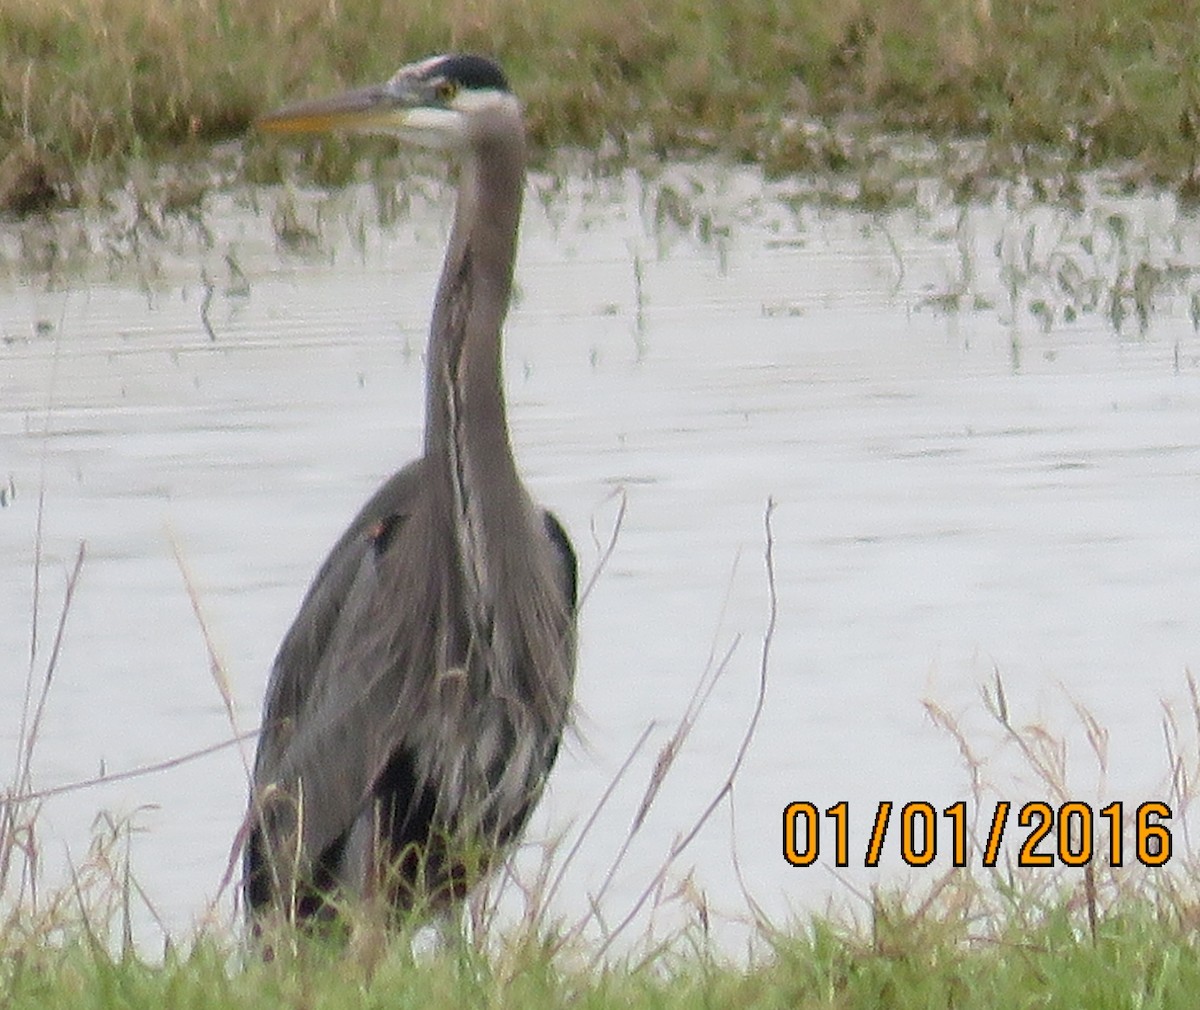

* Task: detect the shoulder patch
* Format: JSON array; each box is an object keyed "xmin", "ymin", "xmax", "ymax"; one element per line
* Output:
[{"xmin": 369, "ymin": 514, "xmax": 405, "ymax": 557}]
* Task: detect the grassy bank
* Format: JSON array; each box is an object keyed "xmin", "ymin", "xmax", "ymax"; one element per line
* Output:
[
  {"xmin": 5, "ymin": 891, "xmax": 1200, "ymax": 1008},
  {"xmin": 2, "ymin": 0, "xmax": 1199, "ymax": 214}
]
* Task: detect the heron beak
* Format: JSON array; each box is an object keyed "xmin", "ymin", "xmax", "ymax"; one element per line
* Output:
[
  {"xmin": 257, "ymin": 83, "xmax": 409, "ymax": 135},
  {"xmin": 257, "ymin": 77, "xmax": 462, "ymax": 148}
]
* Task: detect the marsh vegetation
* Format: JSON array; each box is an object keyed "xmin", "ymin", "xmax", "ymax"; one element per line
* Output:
[{"xmin": 3, "ymin": 0, "xmax": 1200, "ymax": 214}]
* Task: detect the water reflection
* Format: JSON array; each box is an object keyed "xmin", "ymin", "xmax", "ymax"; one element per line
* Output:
[{"xmin": 2, "ymin": 164, "xmax": 1199, "ymax": 949}]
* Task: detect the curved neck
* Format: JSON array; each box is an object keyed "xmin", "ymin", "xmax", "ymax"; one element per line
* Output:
[{"xmin": 423, "ymin": 123, "xmax": 526, "ymax": 520}]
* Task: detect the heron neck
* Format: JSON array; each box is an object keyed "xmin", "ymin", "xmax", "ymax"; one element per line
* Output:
[{"xmin": 423, "ymin": 128, "xmax": 526, "ymax": 512}]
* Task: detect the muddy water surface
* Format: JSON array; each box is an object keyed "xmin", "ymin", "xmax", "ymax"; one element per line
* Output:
[{"xmin": 3, "ymin": 166, "xmax": 1200, "ymax": 947}]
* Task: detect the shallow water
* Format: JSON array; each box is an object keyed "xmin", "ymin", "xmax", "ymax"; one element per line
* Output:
[{"xmin": 2, "ymin": 164, "xmax": 1200, "ymax": 948}]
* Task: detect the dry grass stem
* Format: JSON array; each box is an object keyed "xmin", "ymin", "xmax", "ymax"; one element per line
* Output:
[{"xmin": 587, "ymin": 499, "xmax": 777, "ymax": 965}]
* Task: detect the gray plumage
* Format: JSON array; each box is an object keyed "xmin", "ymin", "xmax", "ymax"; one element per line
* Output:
[{"xmin": 244, "ymin": 54, "xmax": 577, "ymax": 920}]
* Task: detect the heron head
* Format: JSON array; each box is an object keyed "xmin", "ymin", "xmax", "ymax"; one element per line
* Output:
[{"xmin": 257, "ymin": 54, "xmax": 518, "ymax": 150}]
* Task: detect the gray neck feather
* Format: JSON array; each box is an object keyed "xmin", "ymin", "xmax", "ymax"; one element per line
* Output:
[{"xmin": 422, "ymin": 119, "xmax": 528, "ymax": 591}]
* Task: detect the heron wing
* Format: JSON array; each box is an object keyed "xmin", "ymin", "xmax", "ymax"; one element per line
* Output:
[
  {"xmin": 246, "ymin": 459, "xmax": 427, "ymax": 907},
  {"xmin": 256, "ymin": 459, "xmax": 426, "ymax": 748}
]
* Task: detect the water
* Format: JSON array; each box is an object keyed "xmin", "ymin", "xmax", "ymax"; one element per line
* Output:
[{"xmin": 2, "ymin": 164, "xmax": 1200, "ymax": 949}]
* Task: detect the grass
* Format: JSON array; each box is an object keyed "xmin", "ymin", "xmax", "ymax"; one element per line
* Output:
[
  {"xmin": 5, "ymin": 882, "xmax": 1200, "ymax": 1007},
  {"xmin": 3, "ymin": 0, "xmax": 1200, "ymax": 214}
]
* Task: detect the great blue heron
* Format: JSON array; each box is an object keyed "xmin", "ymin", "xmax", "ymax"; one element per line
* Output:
[{"xmin": 243, "ymin": 53, "xmax": 577, "ymax": 922}]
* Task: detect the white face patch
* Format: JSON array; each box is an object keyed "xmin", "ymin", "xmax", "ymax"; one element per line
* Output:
[
  {"xmin": 393, "ymin": 89, "xmax": 520, "ymax": 149},
  {"xmin": 394, "ymin": 106, "xmax": 469, "ymax": 149}
]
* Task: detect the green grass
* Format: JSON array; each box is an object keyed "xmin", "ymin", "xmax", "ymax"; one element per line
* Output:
[
  {"xmin": 2, "ymin": 0, "xmax": 1200, "ymax": 213},
  {"xmin": 5, "ymin": 891, "xmax": 1200, "ymax": 1008}
]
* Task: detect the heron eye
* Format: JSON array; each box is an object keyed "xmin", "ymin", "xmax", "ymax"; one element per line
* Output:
[{"xmin": 436, "ymin": 79, "xmax": 458, "ymax": 102}]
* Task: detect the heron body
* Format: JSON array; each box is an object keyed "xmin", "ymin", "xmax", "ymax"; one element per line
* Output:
[{"xmin": 244, "ymin": 54, "xmax": 577, "ymax": 920}]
